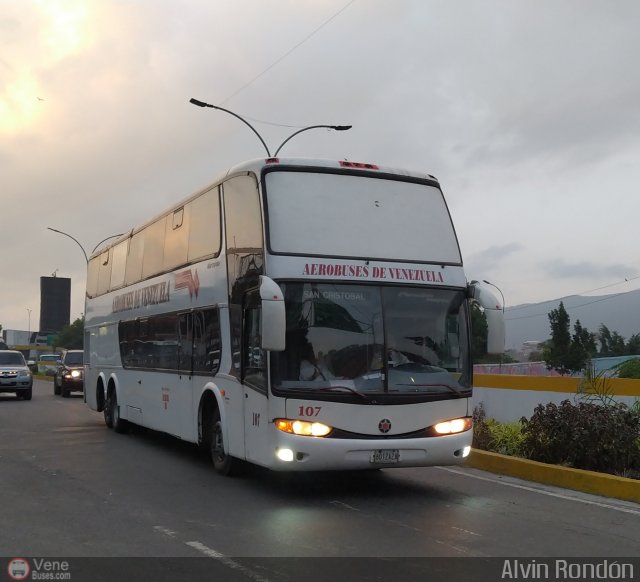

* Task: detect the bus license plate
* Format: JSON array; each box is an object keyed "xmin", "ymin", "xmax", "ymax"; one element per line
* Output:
[{"xmin": 370, "ymin": 449, "xmax": 400, "ymax": 464}]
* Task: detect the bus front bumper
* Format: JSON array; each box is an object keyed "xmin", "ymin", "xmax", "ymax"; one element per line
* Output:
[{"xmin": 266, "ymin": 429, "xmax": 473, "ymax": 472}]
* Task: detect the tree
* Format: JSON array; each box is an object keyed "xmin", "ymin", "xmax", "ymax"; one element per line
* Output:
[
  {"xmin": 573, "ymin": 319, "xmax": 597, "ymax": 357},
  {"xmin": 598, "ymin": 324, "xmax": 612, "ymax": 355},
  {"xmin": 610, "ymin": 331, "xmax": 626, "ymax": 356},
  {"xmin": 626, "ymin": 334, "xmax": 640, "ymax": 355},
  {"xmin": 55, "ymin": 317, "xmax": 84, "ymax": 349},
  {"xmin": 543, "ymin": 302, "xmax": 572, "ymax": 375},
  {"xmin": 566, "ymin": 319, "xmax": 594, "ymax": 372},
  {"xmin": 544, "ymin": 307, "xmax": 596, "ymax": 375},
  {"xmin": 470, "ymin": 301, "xmax": 488, "ymax": 361}
]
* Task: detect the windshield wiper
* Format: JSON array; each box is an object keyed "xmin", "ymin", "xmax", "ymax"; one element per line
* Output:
[
  {"xmin": 315, "ymin": 386, "xmax": 373, "ymax": 402},
  {"xmin": 395, "ymin": 383, "xmax": 466, "ymax": 396}
]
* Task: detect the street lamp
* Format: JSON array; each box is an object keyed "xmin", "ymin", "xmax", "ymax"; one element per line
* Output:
[
  {"xmin": 274, "ymin": 125, "xmax": 352, "ymax": 156},
  {"xmin": 483, "ymin": 280, "xmax": 505, "ymax": 314},
  {"xmin": 47, "ymin": 228, "xmax": 127, "ymax": 263},
  {"xmin": 92, "ymin": 232, "xmax": 127, "ymax": 254},
  {"xmin": 189, "ymin": 98, "xmax": 351, "ymax": 156},
  {"xmin": 47, "ymin": 227, "xmax": 88, "ymax": 265},
  {"xmin": 26, "ymin": 308, "xmax": 32, "ymax": 342}
]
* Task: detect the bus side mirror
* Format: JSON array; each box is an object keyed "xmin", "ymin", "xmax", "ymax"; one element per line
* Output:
[
  {"xmin": 468, "ymin": 281, "xmax": 505, "ymax": 355},
  {"xmin": 259, "ymin": 275, "xmax": 286, "ymax": 352}
]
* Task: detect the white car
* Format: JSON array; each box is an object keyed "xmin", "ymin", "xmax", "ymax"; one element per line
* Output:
[
  {"xmin": 37, "ymin": 353, "xmax": 60, "ymax": 375},
  {"xmin": 0, "ymin": 350, "xmax": 33, "ymax": 400}
]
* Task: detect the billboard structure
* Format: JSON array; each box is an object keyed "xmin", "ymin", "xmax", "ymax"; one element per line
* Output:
[{"xmin": 40, "ymin": 276, "xmax": 71, "ymax": 334}]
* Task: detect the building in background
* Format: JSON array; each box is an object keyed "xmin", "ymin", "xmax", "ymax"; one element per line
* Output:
[{"xmin": 39, "ymin": 276, "xmax": 71, "ymax": 334}]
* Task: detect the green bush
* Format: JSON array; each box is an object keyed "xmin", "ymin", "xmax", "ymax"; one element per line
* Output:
[
  {"xmin": 485, "ymin": 419, "xmax": 526, "ymax": 457},
  {"xmin": 615, "ymin": 358, "xmax": 640, "ymax": 379},
  {"xmin": 520, "ymin": 400, "xmax": 640, "ymax": 476},
  {"xmin": 472, "ymin": 403, "xmax": 492, "ymax": 451},
  {"xmin": 472, "ymin": 404, "xmax": 526, "ymax": 457}
]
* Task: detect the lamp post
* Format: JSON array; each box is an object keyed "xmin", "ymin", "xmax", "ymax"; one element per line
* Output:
[
  {"xmin": 92, "ymin": 233, "xmax": 127, "ymax": 254},
  {"xmin": 47, "ymin": 227, "xmax": 88, "ymax": 265},
  {"xmin": 47, "ymin": 228, "xmax": 127, "ymax": 263},
  {"xmin": 26, "ymin": 308, "xmax": 32, "ymax": 343},
  {"xmin": 189, "ymin": 98, "xmax": 351, "ymax": 156},
  {"xmin": 482, "ymin": 280, "xmax": 505, "ymax": 313},
  {"xmin": 274, "ymin": 125, "xmax": 351, "ymax": 156},
  {"xmin": 483, "ymin": 279, "xmax": 505, "ymax": 372}
]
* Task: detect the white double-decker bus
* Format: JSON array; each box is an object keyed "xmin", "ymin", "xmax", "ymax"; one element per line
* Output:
[{"xmin": 84, "ymin": 157, "xmax": 504, "ymax": 475}]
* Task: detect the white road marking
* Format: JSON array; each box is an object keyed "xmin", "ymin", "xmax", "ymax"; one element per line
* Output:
[
  {"xmin": 185, "ymin": 541, "xmax": 271, "ymax": 582},
  {"xmin": 153, "ymin": 525, "xmax": 178, "ymax": 538},
  {"xmin": 154, "ymin": 525, "xmax": 271, "ymax": 582},
  {"xmin": 330, "ymin": 500, "xmax": 360, "ymax": 511},
  {"xmin": 437, "ymin": 467, "xmax": 640, "ymax": 516},
  {"xmin": 450, "ymin": 526, "xmax": 482, "ymax": 537}
]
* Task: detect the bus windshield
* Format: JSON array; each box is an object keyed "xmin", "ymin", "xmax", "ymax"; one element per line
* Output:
[{"xmin": 271, "ymin": 283, "xmax": 470, "ymax": 399}]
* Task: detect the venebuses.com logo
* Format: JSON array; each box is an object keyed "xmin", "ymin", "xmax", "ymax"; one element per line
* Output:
[
  {"xmin": 6, "ymin": 558, "xmax": 71, "ymax": 581},
  {"xmin": 7, "ymin": 559, "xmax": 30, "ymax": 581}
]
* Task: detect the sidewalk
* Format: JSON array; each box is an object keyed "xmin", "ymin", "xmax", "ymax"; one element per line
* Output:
[{"xmin": 466, "ymin": 449, "xmax": 640, "ymax": 504}]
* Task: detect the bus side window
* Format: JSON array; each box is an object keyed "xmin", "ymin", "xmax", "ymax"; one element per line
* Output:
[
  {"xmin": 243, "ymin": 302, "xmax": 266, "ymax": 391},
  {"xmin": 178, "ymin": 312, "xmax": 192, "ymax": 373},
  {"xmin": 192, "ymin": 308, "xmax": 221, "ymax": 375}
]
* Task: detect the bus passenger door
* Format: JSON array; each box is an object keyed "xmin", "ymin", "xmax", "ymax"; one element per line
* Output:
[
  {"xmin": 164, "ymin": 311, "xmax": 194, "ymax": 440},
  {"xmin": 242, "ymin": 297, "xmax": 270, "ymax": 465}
]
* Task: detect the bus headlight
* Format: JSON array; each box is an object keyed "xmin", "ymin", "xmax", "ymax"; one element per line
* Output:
[
  {"xmin": 276, "ymin": 448, "xmax": 295, "ymax": 462},
  {"xmin": 433, "ymin": 417, "xmax": 473, "ymax": 435},
  {"xmin": 275, "ymin": 419, "xmax": 332, "ymax": 437}
]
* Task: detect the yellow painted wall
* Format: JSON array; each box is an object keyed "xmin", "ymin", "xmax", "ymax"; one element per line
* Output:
[{"xmin": 475, "ymin": 374, "xmax": 640, "ymax": 397}]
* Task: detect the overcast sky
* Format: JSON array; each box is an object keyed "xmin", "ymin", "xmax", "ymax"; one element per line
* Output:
[{"xmin": 2, "ymin": 0, "xmax": 640, "ymax": 333}]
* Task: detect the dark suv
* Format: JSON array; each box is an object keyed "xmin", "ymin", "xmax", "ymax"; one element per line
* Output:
[{"xmin": 54, "ymin": 350, "xmax": 84, "ymax": 397}]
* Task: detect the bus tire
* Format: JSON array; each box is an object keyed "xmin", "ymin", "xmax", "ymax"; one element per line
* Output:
[
  {"xmin": 103, "ymin": 389, "xmax": 114, "ymax": 428},
  {"xmin": 210, "ymin": 408, "xmax": 239, "ymax": 476},
  {"xmin": 105, "ymin": 388, "xmax": 128, "ymax": 433}
]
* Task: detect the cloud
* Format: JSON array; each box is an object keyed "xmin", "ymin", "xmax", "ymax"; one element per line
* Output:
[
  {"xmin": 541, "ymin": 259, "xmax": 633, "ymax": 280},
  {"xmin": 2, "ymin": 1, "xmax": 640, "ymax": 331},
  {"xmin": 467, "ymin": 243, "xmax": 524, "ymax": 272}
]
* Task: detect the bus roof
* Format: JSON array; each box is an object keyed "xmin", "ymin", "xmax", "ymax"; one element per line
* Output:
[
  {"xmin": 226, "ymin": 157, "xmax": 439, "ymax": 182},
  {"xmin": 90, "ymin": 157, "xmax": 440, "ymax": 260}
]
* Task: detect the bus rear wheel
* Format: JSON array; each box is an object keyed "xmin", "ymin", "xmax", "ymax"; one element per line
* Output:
[
  {"xmin": 104, "ymin": 389, "xmax": 128, "ymax": 433},
  {"xmin": 210, "ymin": 408, "xmax": 240, "ymax": 476}
]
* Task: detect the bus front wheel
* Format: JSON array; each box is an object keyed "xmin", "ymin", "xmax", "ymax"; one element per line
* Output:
[{"xmin": 211, "ymin": 408, "xmax": 239, "ymax": 476}]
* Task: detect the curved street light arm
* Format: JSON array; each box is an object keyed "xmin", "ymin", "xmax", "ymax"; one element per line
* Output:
[
  {"xmin": 274, "ymin": 125, "xmax": 352, "ymax": 156},
  {"xmin": 92, "ymin": 232, "xmax": 127, "ymax": 254},
  {"xmin": 483, "ymin": 279, "xmax": 505, "ymax": 313},
  {"xmin": 190, "ymin": 98, "xmax": 271, "ymax": 156},
  {"xmin": 47, "ymin": 227, "xmax": 88, "ymax": 265}
]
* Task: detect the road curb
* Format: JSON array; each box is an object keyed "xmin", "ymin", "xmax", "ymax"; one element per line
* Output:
[{"xmin": 466, "ymin": 449, "xmax": 640, "ymax": 504}]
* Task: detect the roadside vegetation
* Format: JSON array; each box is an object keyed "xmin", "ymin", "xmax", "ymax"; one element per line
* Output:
[
  {"xmin": 473, "ymin": 394, "xmax": 640, "ymax": 480},
  {"xmin": 471, "ymin": 300, "xmax": 640, "ymax": 479}
]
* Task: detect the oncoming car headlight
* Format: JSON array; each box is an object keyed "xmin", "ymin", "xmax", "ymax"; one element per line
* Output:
[
  {"xmin": 18, "ymin": 370, "xmax": 31, "ymax": 379},
  {"xmin": 432, "ymin": 417, "xmax": 473, "ymax": 435},
  {"xmin": 71, "ymin": 370, "xmax": 81, "ymax": 378},
  {"xmin": 275, "ymin": 419, "xmax": 332, "ymax": 437}
]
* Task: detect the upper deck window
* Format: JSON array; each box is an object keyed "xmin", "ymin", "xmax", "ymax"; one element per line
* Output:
[{"xmin": 264, "ymin": 171, "xmax": 461, "ymax": 265}]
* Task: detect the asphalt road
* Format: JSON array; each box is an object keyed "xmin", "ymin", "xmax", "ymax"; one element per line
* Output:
[{"xmin": 1, "ymin": 379, "xmax": 639, "ymax": 579}]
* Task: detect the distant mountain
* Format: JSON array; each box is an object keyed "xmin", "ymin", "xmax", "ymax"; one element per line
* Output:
[{"xmin": 505, "ymin": 288, "xmax": 640, "ymax": 350}]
